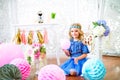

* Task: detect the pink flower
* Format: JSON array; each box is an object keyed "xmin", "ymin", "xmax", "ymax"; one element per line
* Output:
[{"xmin": 34, "ymin": 51, "xmax": 40, "ymax": 59}]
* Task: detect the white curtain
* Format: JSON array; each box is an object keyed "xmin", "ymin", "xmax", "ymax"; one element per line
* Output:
[{"xmin": 0, "ymin": 0, "xmax": 120, "ymax": 56}]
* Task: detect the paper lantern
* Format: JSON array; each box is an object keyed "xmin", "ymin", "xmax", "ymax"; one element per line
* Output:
[
  {"xmin": 60, "ymin": 39, "xmax": 70, "ymax": 49},
  {"xmin": 38, "ymin": 64, "xmax": 66, "ymax": 80},
  {"xmin": 10, "ymin": 58, "xmax": 31, "ymax": 80},
  {"xmin": 0, "ymin": 43, "xmax": 24, "ymax": 67},
  {"xmin": 82, "ymin": 58, "xmax": 106, "ymax": 80},
  {"xmin": 0, "ymin": 64, "xmax": 21, "ymax": 80}
]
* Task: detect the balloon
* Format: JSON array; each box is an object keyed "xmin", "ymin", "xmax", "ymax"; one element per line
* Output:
[
  {"xmin": 10, "ymin": 58, "xmax": 31, "ymax": 80},
  {"xmin": 60, "ymin": 39, "xmax": 70, "ymax": 49},
  {"xmin": 82, "ymin": 58, "xmax": 106, "ymax": 80},
  {"xmin": 0, "ymin": 43, "xmax": 24, "ymax": 67},
  {"xmin": 38, "ymin": 64, "xmax": 66, "ymax": 80}
]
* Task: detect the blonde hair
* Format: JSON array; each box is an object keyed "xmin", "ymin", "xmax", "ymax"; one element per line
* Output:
[{"xmin": 69, "ymin": 23, "xmax": 84, "ymax": 41}]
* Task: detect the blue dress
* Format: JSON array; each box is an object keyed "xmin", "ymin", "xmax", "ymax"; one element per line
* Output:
[{"xmin": 60, "ymin": 39, "xmax": 89, "ymax": 76}]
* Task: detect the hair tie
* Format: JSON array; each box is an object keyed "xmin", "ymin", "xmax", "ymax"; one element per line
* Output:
[{"xmin": 70, "ymin": 26, "xmax": 81, "ymax": 30}]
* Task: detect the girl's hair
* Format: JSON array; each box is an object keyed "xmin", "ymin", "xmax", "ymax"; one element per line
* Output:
[{"xmin": 69, "ymin": 23, "xmax": 84, "ymax": 41}]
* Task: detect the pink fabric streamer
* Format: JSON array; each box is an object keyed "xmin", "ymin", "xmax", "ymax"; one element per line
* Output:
[
  {"xmin": 43, "ymin": 28, "xmax": 48, "ymax": 44},
  {"xmin": 21, "ymin": 30, "xmax": 26, "ymax": 45}
]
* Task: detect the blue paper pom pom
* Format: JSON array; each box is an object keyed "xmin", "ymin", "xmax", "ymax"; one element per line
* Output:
[{"xmin": 82, "ymin": 58, "xmax": 106, "ymax": 80}]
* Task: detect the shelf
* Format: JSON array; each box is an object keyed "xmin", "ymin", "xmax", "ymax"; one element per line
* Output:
[
  {"xmin": 13, "ymin": 23, "xmax": 61, "ymax": 65},
  {"xmin": 12, "ymin": 23, "xmax": 59, "ymax": 27}
]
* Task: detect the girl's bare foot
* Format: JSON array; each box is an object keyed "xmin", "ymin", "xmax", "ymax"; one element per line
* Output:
[{"xmin": 70, "ymin": 69, "xmax": 77, "ymax": 76}]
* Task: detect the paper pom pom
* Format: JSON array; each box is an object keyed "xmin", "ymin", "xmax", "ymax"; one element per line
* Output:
[
  {"xmin": 10, "ymin": 58, "xmax": 31, "ymax": 80},
  {"xmin": 0, "ymin": 43, "xmax": 24, "ymax": 67},
  {"xmin": 0, "ymin": 64, "xmax": 21, "ymax": 80},
  {"xmin": 82, "ymin": 58, "xmax": 106, "ymax": 80},
  {"xmin": 38, "ymin": 64, "xmax": 66, "ymax": 80},
  {"xmin": 60, "ymin": 39, "xmax": 70, "ymax": 49}
]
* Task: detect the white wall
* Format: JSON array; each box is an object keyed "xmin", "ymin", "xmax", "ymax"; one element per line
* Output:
[{"xmin": 16, "ymin": 0, "xmax": 99, "ymax": 29}]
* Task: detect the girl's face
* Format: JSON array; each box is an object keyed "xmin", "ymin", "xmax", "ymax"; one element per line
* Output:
[{"xmin": 70, "ymin": 28, "xmax": 80, "ymax": 39}]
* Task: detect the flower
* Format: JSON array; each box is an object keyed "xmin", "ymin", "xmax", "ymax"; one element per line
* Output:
[
  {"xmin": 26, "ymin": 43, "xmax": 46, "ymax": 65},
  {"xmin": 93, "ymin": 25, "xmax": 105, "ymax": 37},
  {"xmin": 32, "ymin": 43, "xmax": 46, "ymax": 59},
  {"xmin": 92, "ymin": 20, "xmax": 110, "ymax": 37}
]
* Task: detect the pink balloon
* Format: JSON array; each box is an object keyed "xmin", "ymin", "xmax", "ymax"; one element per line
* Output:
[
  {"xmin": 10, "ymin": 58, "xmax": 31, "ymax": 80},
  {"xmin": 0, "ymin": 43, "xmax": 24, "ymax": 67},
  {"xmin": 60, "ymin": 39, "xmax": 70, "ymax": 49}
]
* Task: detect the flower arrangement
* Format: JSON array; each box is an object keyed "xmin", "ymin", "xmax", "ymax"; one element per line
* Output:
[
  {"xmin": 92, "ymin": 20, "xmax": 110, "ymax": 37},
  {"xmin": 33, "ymin": 44, "xmax": 46, "ymax": 59},
  {"xmin": 27, "ymin": 43, "xmax": 46, "ymax": 65}
]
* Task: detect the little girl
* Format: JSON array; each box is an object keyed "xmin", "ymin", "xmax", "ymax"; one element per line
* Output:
[{"xmin": 60, "ymin": 23, "xmax": 89, "ymax": 76}]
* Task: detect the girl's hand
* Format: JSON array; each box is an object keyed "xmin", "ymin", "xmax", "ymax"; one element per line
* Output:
[
  {"xmin": 62, "ymin": 49, "xmax": 70, "ymax": 56},
  {"xmin": 74, "ymin": 57, "xmax": 78, "ymax": 64}
]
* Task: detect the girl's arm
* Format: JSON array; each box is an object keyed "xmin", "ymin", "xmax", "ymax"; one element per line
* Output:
[
  {"xmin": 62, "ymin": 49, "xmax": 70, "ymax": 56},
  {"xmin": 74, "ymin": 53, "xmax": 87, "ymax": 64},
  {"xmin": 77, "ymin": 53, "xmax": 87, "ymax": 60}
]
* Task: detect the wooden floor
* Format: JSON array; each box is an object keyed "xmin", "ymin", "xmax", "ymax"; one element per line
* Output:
[{"xmin": 32, "ymin": 55, "xmax": 120, "ymax": 80}]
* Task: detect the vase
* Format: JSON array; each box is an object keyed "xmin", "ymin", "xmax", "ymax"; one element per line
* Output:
[
  {"xmin": 94, "ymin": 37, "xmax": 102, "ymax": 60},
  {"xmin": 34, "ymin": 58, "xmax": 40, "ymax": 74}
]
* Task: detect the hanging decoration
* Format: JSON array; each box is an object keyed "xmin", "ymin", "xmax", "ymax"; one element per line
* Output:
[
  {"xmin": 27, "ymin": 30, "xmax": 34, "ymax": 45},
  {"xmin": 37, "ymin": 30, "xmax": 44, "ymax": 44},
  {"xmin": 43, "ymin": 28, "xmax": 48, "ymax": 44},
  {"xmin": 21, "ymin": 30, "xmax": 26, "ymax": 45},
  {"xmin": 12, "ymin": 28, "xmax": 21, "ymax": 44}
]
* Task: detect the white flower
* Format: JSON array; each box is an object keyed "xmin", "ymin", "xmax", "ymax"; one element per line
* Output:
[{"xmin": 93, "ymin": 26, "xmax": 105, "ymax": 37}]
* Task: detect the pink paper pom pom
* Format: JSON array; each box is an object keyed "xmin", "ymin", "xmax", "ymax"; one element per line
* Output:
[
  {"xmin": 60, "ymin": 39, "xmax": 70, "ymax": 49},
  {"xmin": 0, "ymin": 43, "xmax": 24, "ymax": 67},
  {"xmin": 38, "ymin": 64, "xmax": 66, "ymax": 80},
  {"xmin": 10, "ymin": 58, "xmax": 31, "ymax": 80}
]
